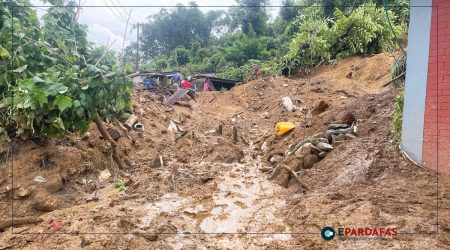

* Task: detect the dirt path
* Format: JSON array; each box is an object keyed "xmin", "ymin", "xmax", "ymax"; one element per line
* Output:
[{"xmin": 131, "ymin": 146, "xmax": 294, "ymax": 249}]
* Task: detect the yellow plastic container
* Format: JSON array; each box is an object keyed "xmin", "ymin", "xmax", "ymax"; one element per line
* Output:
[{"xmin": 275, "ymin": 122, "xmax": 295, "ymax": 136}]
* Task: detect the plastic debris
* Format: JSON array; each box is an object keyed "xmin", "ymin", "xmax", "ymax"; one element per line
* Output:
[
  {"xmin": 34, "ymin": 176, "xmax": 47, "ymax": 183},
  {"xmin": 275, "ymin": 122, "xmax": 295, "ymax": 136}
]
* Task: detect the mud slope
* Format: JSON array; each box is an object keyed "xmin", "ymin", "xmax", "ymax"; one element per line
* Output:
[{"xmin": 1, "ymin": 52, "xmax": 449, "ymax": 249}]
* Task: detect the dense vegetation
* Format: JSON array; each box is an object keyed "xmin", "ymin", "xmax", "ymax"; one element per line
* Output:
[
  {"xmin": 127, "ymin": 0, "xmax": 409, "ymax": 80},
  {"xmin": 0, "ymin": 0, "xmax": 132, "ymax": 140}
]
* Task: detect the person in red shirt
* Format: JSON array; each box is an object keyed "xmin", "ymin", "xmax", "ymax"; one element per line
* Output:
[{"xmin": 181, "ymin": 76, "xmax": 193, "ymax": 89}]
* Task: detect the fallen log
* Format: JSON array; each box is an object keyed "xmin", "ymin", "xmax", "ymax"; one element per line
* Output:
[
  {"xmin": 0, "ymin": 217, "xmax": 43, "ymax": 230},
  {"xmin": 124, "ymin": 115, "xmax": 138, "ymax": 130},
  {"xmin": 126, "ymin": 72, "xmax": 140, "ymax": 78},
  {"xmin": 114, "ymin": 119, "xmax": 129, "ymax": 134}
]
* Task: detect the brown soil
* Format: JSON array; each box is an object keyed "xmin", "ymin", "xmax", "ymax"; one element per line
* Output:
[{"xmin": 1, "ymin": 52, "xmax": 449, "ymax": 249}]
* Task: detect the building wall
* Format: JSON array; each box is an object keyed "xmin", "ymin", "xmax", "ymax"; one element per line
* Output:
[
  {"xmin": 422, "ymin": 0, "xmax": 450, "ymax": 173},
  {"xmin": 401, "ymin": 0, "xmax": 432, "ymax": 165}
]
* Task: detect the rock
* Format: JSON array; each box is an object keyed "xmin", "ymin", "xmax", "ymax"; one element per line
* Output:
[
  {"xmin": 311, "ymin": 100, "xmax": 330, "ymax": 115},
  {"xmin": 161, "ymin": 129, "xmax": 168, "ymax": 134},
  {"xmin": 263, "ymin": 111, "xmax": 270, "ymax": 119},
  {"xmin": 261, "ymin": 142, "xmax": 268, "ymax": 152},
  {"xmin": 150, "ymin": 155, "xmax": 164, "ymax": 168},
  {"xmin": 259, "ymin": 166, "xmax": 273, "ymax": 172},
  {"xmin": 318, "ymin": 151, "xmax": 328, "ymax": 158},
  {"xmin": 269, "ymin": 155, "xmax": 283, "ymax": 164},
  {"xmin": 328, "ymin": 123, "xmax": 349, "ymax": 130},
  {"xmin": 294, "ymin": 143, "xmax": 312, "ymax": 159},
  {"xmin": 311, "ymin": 132, "xmax": 326, "ymax": 139},
  {"xmin": 332, "ymin": 134, "xmax": 346, "ymax": 142},
  {"xmin": 34, "ymin": 197, "xmax": 59, "ymax": 211},
  {"xmin": 81, "ymin": 133, "xmax": 90, "ymax": 140},
  {"xmin": 88, "ymin": 140, "xmax": 96, "ymax": 148},
  {"xmin": 141, "ymin": 233, "xmax": 158, "ymax": 241},
  {"xmin": 98, "ymin": 169, "xmax": 111, "ymax": 182},
  {"xmin": 45, "ymin": 176, "xmax": 63, "ymax": 193},
  {"xmin": 303, "ymin": 154, "xmax": 320, "ymax": 169},
  {"xmin": 333, "ymin": 140, "xmax": 344, "ymax": 146},
  {"xmin": 98, "ymin": 142, "xmax": 111, "ymax": 153},
  {"xmin": 344, "ymin": 133, "xmax": 357, "ymax": 140},
  {"xmin": 269, "ymin": 166, "xmax": 290, "ymax": 188},
  {"xmin": 17, "ymin": 187, "xmax": 30, "ymax": 198},
  {"xmin": 281, "ymin": 96, "xmax": 298, "ymax": 112},
  {"xmin": 107, "ymin": 127, "xmax": 122, "ymax": 141},
  {"xmin": 316, "ymin": 142, "xmax": 333, "ymax": 151}
]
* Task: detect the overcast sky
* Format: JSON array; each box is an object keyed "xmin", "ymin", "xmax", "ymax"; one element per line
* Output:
[{"xmin": 30, "ymin": 0, "xmax": 284, "ymax": 51}]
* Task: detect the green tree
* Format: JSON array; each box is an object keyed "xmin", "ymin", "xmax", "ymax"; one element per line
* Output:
[
  {"xmin": 229, "ymin": 0, "xmax": 270, "ymax": 35},
  {"xmin": 139, "ymin": 2, "xmax": 224, "ymax": 60},
  {"xmin": 279, "ymin": 0, "xmax": 298, "ymax": 22}
]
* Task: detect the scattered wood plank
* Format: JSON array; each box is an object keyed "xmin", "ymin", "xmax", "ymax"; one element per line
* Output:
[
  {"xmin": 163, "ymin": 88, "xmax": 191, "ymax": 106},
  {"xmin": 0, "ymin": 217, "xmax": 43, "ymax": 230},
  {"xmin": 232, "ymin": 126, "xmax": 238, "ymax": 143}
]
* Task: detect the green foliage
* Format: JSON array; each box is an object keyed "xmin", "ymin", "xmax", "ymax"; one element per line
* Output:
[
  {"xmin": 391, "ymin": 53, "xmax": 406, "ymax": 87},
  {"xmin": 286, "ymin": 3, "xmax": 406, "ymax": 71},
  {"xmin": 392, "ymin": 91, "xmax": 404, "ymax": 142},
  {"xmin": 218, "ymin": 59, "xmax": 279, "ymax": 81},
  {"xmin": 173, "ymin": 47, "xmax": 190, "ymax": 66},
  {"xmin": 0, "ymin": 1, "xmax": 132, "ymax": 140},
  {"xmin": 229, "ymin": 0, "xmax": 270, "ymax": 35},
  {"xmin": 114, "ymin": 179, "xmax": 128, "ymax": 191},
  {"xmin": 140, "ymin": 3, "xmax": 224, "ymax": 60}
]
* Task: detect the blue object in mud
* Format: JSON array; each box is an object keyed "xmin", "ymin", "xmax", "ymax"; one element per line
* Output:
[{"xmin": 143, "ymin": 78, "xmax": 156, "ymax": 90}]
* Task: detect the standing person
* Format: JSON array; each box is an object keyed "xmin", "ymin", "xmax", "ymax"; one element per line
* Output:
[
  {"xmin": 172, "ymin": 71, "xmax": 182, "ymax": 86},
  {"xmin": 203, "ymin": 77, "xmax": 212, "ymax": 92},
  {"xmin": 181, "ymin": 76, "xmax": 193, "ymax": 89}
]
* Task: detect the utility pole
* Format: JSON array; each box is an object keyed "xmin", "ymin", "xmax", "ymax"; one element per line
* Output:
[{"xmin": 136, "ymin": 22, "xmax": 140, "ymax": 72}]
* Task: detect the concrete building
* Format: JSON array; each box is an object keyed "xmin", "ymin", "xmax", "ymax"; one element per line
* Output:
[{"xmin": 402, "ymin": 0, "xmax": 450, "ymax": 173}]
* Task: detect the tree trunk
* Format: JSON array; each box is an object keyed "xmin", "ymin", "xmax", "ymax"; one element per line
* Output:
[{"xmin": 94, "ymin": 114, "xmax": 126, "ymax": 170}]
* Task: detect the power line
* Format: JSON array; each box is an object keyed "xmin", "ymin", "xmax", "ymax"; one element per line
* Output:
[
  {"xmin": 108, "ymin": 0, "xmax": 128, "ymax": 21},
  {"xmin": 101, "ymin": 0, "xmax": 128, "ymax": 24},
  {"xmin": 111, "ymin": 0, "xmax": 137, "ymax": 24}
]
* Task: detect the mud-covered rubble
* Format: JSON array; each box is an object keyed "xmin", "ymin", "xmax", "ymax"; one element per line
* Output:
[{"xmin": 265, "ymin": 121, "xmax": 358, "ymax": 188}]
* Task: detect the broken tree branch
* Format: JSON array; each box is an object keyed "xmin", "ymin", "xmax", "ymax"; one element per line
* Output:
[
  {"xmin": 94, "ymin": 113, "xmax": 125, "ymax": 170},
  {"xmin": 382, "ymin": 72, "xmax": 406, "ymax": 87},
  {"xmin": 282, "ymin": 165, "xmax": 310, "ymax": 191},
  {"xmin": 0, "ymin": 217, "xmax": 43, "ymax": 230}
]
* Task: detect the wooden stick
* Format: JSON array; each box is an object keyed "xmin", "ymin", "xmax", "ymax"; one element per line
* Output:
[
  {"xmin": 0, "ymin": 217, "xmax": 43, "ymax": 230},
  {"xmin": 94, "ymin": 114, "xmax": 125, "ymax": 170},
  {"xmin": 282, "ymin": 165, "xmax": 310, "ymax": 191},
  {"xmin": 382, "ymin": 72, "xmax": 406, "ymax": 87}
]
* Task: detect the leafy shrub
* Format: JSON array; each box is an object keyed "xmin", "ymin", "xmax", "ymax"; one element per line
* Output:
[
  {"xmin": 392, "ymin": 91, "xmax": 404, "ymax": 142},
  {"xmin": 286, "ymin": 3, "xmax": 406, "ymax": 71},
  {"xmin": 0, "ymin": 1, "xmax": 132, "ymax": 140},
  {"xmin": 391, "ymin": 53, "xmax": 406, "ymax": 87}
]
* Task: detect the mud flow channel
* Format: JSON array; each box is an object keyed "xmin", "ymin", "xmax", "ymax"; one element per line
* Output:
[{"xmin": 136, "ymin": 153, "xmax": 293, "ymax": 248}]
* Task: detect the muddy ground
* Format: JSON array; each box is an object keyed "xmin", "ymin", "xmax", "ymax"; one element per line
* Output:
[{"xmin": 1, "ymin": 52, "xmax": 450, "ymax": 249}]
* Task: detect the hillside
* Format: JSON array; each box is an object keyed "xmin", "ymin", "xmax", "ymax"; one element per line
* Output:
[{"xmin": 0, "ymin": 52, "xmax": 449, "ymax": 249}]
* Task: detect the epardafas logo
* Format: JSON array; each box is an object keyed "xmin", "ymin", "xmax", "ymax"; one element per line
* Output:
[{"xmin": 321, "ymin": 227, "xmax": 335, "ymax": 241}]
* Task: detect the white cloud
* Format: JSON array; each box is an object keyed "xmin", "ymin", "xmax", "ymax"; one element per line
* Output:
[{"xmin": 30, "ymin": 0, "xmax": 284, "ymax": 51}]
